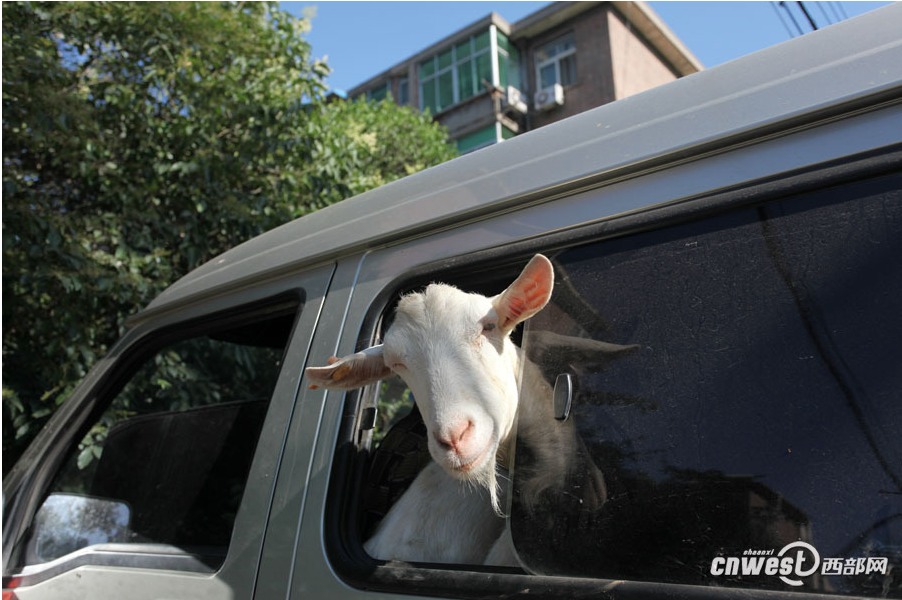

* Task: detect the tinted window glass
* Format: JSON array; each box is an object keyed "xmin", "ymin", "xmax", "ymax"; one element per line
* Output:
[
  {"xmin": 511, "ymin": 175, "xmax": 902, "ymax": 595},
  {"xmin": 22, "ymin": 308, "xmax": 296, "ymax": 569}
]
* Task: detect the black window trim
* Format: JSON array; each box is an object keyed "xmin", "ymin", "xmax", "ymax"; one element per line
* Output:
[{"xmin": 323, "ymin": 145, "xmax": 902, "ymax": 599}]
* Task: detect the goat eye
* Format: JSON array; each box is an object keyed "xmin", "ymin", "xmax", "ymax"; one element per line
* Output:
[
  {"xmin": 482, "ymin": 322, "xmax": 497, "ymax": 333},
  {"xmin": 391, "ymin": 362, "xmax": 406, "ymax": 371}
]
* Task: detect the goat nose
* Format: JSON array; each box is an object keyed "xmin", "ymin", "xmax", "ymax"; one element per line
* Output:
[{"xmin": 434, "ymin": 420, "xmax": 474, "ymax": 453}]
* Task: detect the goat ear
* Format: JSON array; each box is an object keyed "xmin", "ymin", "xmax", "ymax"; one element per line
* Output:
[
  {"xmin": 306, "ymin": 345, "xmax": 391, "ymax": 390},
  {"xmin": 493, "ymin": 254, "xmax": 554, "ymax": 333}
]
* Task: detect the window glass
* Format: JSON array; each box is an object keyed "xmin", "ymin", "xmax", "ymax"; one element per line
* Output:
[
  {"xmin": 474, "ymin": 30, "xmax": 490, "ymax": 51},
  {"xmin": 475, "ymin": 53, "xmax": 492, "ymax": 91},
  {"xmin": 536, "ymin": 32, "xmax": 576, "ymax": 88},
  {"xmin": 498, "ymin": 33, "xmax": 520, "ymax": 90},
  {"xmin": 497, "ymin": 31, "xmax": 511, "ymax": 54},
  {"xmin": 438, "ymin": 70, "xmax": 454, "ymax": 110},
  {"xmin": 539, "ymin": 64, "xmax": 556, "ymax": 90},
  {"xmin": 510, "ymin": 175, "xmax": 902, "ymax": 595},
  {"xmin": 397, "ymin": 77, "xmax": 409, "ymax": 105},
  {"xmin": 437, "ymin": 48, "xmax": 453, "ymax": 70},
  {"xmin": 418, "ymin": 28, "xmax": 497, "ymax": 113},
  {"xmin": 535, "ymin": 33, "xmax": 575, "ymax": 63},
  {"xmin": 419, "ymin": 57, "xmax": 435, "ymax": 78},
  {"xmin": 457, "ymin": 63, "xmax": 474, "ymax": 99},
  {"xmin": 366, "ymin": 83, "xmax": 388, "ymax": 102},
  {"xmin": 455, "ymin": 39, "xmax": 471, "ymax": 60},
  {"xmin": 21, "ymin": 307, "xmax": 296, "ymax": 569},
  {"xmin": 499, "ymin": 59, "xmax": 509, "ymax": 89},
  {"xmin": 421, "ymin": 80, "xmax": 437, "ymax": 114},
  {"xmin": 559, "ymin": 54, "xmax": 576, "ymax": 86},
  {"xmin": 455, "ymin": 124, "xmax": 499, "ymax": 153}
]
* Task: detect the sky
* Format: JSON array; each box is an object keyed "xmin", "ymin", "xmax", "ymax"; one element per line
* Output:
[{"xmin": 281, "ymin": 1, "xmax": 892, "ymax": 94}]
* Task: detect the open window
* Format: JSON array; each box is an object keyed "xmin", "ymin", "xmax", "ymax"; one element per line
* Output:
[
  {"xmin": 16, "ymin": 300, "xmax": 299, "ymax": 572},
  {"xmin": 333, "ymin": 171, "xmax": 901, "ymax": 598}
]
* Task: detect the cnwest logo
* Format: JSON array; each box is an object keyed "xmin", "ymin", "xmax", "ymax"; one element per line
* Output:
[{"xmin": 709, "ymin": 541, "xmax": 889, "ymax": 587}]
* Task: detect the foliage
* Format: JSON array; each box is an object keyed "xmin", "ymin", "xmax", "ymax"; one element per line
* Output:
[
  {"xmin": 375, "ymin": 379, "xmax": 415, "ymax": 445},
  {"xmin": 64, "ymin": 333, "xmax": 283, "ymax": 478},
  {"xmin": 310, "ymin": 97, "xmax": 457, "ymax": 205},
  {"xmin": 2, "ymin": 1, "xmax": 457, "ymax": 470}
]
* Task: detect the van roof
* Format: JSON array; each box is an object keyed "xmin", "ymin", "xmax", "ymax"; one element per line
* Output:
[{"xmin": 139, "ymin": 4, "xmax": 902, "ymax": 322}]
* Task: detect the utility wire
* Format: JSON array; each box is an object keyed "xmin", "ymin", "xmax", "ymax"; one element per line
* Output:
[
  {"xmin": 834, "ymin": 1, "xmax": 849, "ymax": 20},
  {"xmin": 816, "ymin": 2, "xmax": 834, "ymax": 26},
  {"xmin": 778, "ymin": 1, "xmax": 805, "ymax": 36},
  {"xmin": 796, "ymin": 1, "xmax": 819, "ymax": 30},
  {"xmin": 772, "ymin": 2, "xmax": 858, "ymax": 45},
  {"xmin": 771, "ymin": 1, "xmax": 798, "ymax": 38},
  {"xmin": 825, "ymin": 1, "xmax": 842, "ymax": 23}
]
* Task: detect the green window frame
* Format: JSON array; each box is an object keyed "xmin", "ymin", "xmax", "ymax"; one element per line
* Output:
[
  {"xmin": 397, "ymin": 77, "xmax": 410, "ymax": 105},
  {"xmin": 420, "ymin": 26, "xmax": 513, "ymax": 114},
  {"xmin": 497, "ymin": 31, "xmax": 521, "ymax": 90},
  {"xmin": 367, "ymin": 84, "xmax": 389, "ymax": 102},
  {"xmin": 456, "ymin": 123, "xmax": 518, "ymax": 154}
]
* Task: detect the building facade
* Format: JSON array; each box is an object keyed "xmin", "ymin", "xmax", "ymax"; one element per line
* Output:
[{"xmin": 349, "ymin": 1, "xmax": 702, "ymax": 153}]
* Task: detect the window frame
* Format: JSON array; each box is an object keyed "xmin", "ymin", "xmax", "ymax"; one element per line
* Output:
[
  {"xmin": 365, "ymin": 83, "xmax": 389, "ymax": 103},
  {"xmin": 322, "ymin": 146, "xmax": 902, "ymax": 599},
  {"xmin": 496, "ymin": 31, "xmax": 520, "ymax": 90},
  {"xmin": 535, "ymin": 32, "xmax": 576, "ymax": 90},
  {"xmin": 3, "ymin": 293, "xmax": 305, "ymax": 585},
  {"xmin": 418, "ymin": 26, "xmax": 503, "ymax": 114},
  {"xmin": 397, "ymin": 76, "xmax": 410, "ymax": 105}
]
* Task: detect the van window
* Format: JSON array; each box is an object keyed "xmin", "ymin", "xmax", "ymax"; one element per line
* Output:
[
  {"xmin": 20, "ymin": 306, "xmax": 297, "ymax": 570},
  {"xmin": 346, "ymin": 173, "xmax": 900, "ymax": 596},
  {"xmin": 511, "ymin": 174, "xmax": 902, "ymax": 595}
]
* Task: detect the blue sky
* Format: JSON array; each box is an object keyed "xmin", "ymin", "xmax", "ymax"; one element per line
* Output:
[{"xmin": 281, "ymin": 1, "xmax": 891, "ymax": 94}]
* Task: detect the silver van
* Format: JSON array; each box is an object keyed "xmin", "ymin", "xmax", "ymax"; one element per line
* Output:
[{"xmin": 4, "ymin": 5, "xmax": 902, "ymax": 598}]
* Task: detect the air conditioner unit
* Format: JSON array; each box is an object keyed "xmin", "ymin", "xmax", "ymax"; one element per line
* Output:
[
  {"xmin": 534, "ymin": 83, "xmax": 564, "ymax": 112},
  {"xmin": 504, "ymin": 86, "xmax": 528, "ymax": 115}
]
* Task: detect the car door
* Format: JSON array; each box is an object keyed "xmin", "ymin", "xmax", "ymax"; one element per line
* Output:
[
  {"xmin": 284, "ymin": 132, "xmax": 902, "ymax": 599},
  {"xmin": 2, "ymin": 265, "xmax": 334, "ymax": 600}
]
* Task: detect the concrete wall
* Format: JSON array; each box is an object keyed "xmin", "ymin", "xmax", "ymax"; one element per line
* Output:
[
  {"xmin": 350, "ymin": 2, "xmax": 693, "ymax": 142},
  {"xmin": 526, "ymin": 3, "xmax": 683, "ymax": 130},
  {"xmin": 527, "ymin": 3, "xmax": 617, "ymax": 130},
  {"xmin": 607, "ymin": 7, "xmax": 680, "ymax": 100},
  {"xmin": 435, "ymin": 92, "xmax": 496, "ymax": 140}
]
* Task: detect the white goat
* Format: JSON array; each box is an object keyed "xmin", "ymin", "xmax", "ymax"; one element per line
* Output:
[{"xmin": 306, "ymin": 254, "xmax": 606, "ymax": 565}]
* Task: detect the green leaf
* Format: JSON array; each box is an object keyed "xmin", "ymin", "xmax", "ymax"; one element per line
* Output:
[
  {"xmin": 1, "ymin": 0, "xmax": 456, "ymax": 470},
  {"xmin": 77, "ymin": 446, "xmax": 95, "ymax": 470}
]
